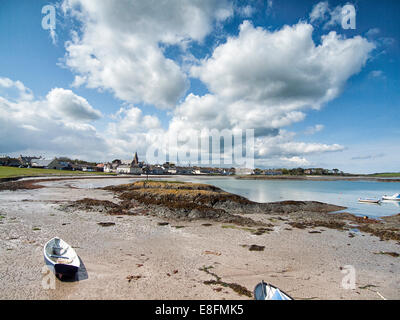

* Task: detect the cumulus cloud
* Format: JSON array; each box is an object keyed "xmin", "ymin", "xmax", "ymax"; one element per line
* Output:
[
  {"xmin": 1, "ymin": 8, "xmax": 376, "ymax": 167},
  {"xmin": 61, "ymin": 0, "xmax": 233, "ymax": 109},
  {"xmin": 165, "ymin": 21, "xmax": 372, "ymax": 162},
  {"xmin": 46, "ymin": 88, "xmax": 102, "ymax": 121},
  {"xmin": 254, "ymin": 130, "xmax": 344, "ymax": 158},
  {"xmin": 0, "ymin": 78, "xmax": 106, "ymax": 159},
  {"xmin": 104, "ymin": 105, "xmax": 165, "ymax": 161},
  {"xmin": 192, "ymin": 21, "xmax": 373, "ymax": 110},
  {"xmin": 0, "ymin": 77, "xmax": 34, "ymax": 101}
]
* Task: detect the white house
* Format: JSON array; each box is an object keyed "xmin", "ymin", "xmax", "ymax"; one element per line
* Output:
[{"xmin": 116, "ymin": 164, "xmax": 142, "ymax": 174}]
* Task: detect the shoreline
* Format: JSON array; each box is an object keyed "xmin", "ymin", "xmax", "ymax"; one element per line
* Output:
[
  {"xmin": 0, "ymin": 176, "xmax": 399, "ymax": 300},
  {"xmin": 236, "ymin": 175, "xmax": 400, "ymax": 182}
]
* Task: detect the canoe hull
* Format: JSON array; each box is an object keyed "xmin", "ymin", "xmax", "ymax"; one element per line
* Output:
[
  {"xmin": 382, "ymin": 193, "xmax": 400, "ymax": 201},
  {"xmin": 358, "ymin": 199, "xmax": 380, "ymax": 204},
  {"xmin": 54, "ymin": 263, "xmax": 79, "ymax": 277},
  {"xmin": 382, "ymin": 197, "xmax": 400, "ymax": 201},
  {"xmin": 254, "ymin": 281, "xmax": 293, "ymax": 300},
  {"xmin": 43, "ymin": 237, "xmax": 80, "ymax": 278}
]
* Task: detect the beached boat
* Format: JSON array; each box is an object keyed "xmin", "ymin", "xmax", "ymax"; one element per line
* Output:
[
  {"xmin": 44, "ymin": 237, "xmax": 80, "ymax": 278},
  {"xmin": 358, "ymin": 198, "xmax": 381, "ymax": 204},
  {"xmin": 382, "ymin": 193, "xmax": 400, "ymax": 201},
  {"xmin": 254, "ymin": 281, "xmax": 293, "ymax": 300}
]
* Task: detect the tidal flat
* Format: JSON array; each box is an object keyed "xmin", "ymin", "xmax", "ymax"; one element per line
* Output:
[{"xmin": 0, "ymin": 176, "xmax": 399, "ymax": 300}]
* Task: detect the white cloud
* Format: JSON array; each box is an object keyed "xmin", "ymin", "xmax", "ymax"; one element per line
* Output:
[
  {"xmin": 46, "ymin": 88, "xmax": 102, "ymax": 121},
  {"xmin": 185, "ymin": 21, "xmax": 373, "ymax": 131},
  {"xmin": 162, "ymin": 21, "xmax": 373, "ymax": 164},
  {"xmin": 280, "ymin": 156, "xmax": 310, "ymax": 167},
  {"xmin": 0, "ymin": 79, "xmax": 107, "ymax": 159},
  {"xmin": 254, "ymin": 130, "xmax": 344, "ymax": 159},
  {"xmin": 0, "ymin": 77, "xmax": 34, "ymax": 101},
  {"xmin": 368, "ymin": 70, "xmax": 385, "ymax": 79},
  {"xmin": 305, "ymin": 124, "xmax": 325, "ymax": 135},
  {"xmin": 61, "ymin": 0, "xmax": 233, "ymax": 109},
  {"xmin": 309, "ymin": 1, "xmax": 329, "ymax": 23},
  {"xmin": 236, "ymin": 4, "xmax": 255, "ymax": 17},
  {"xmin": 323, "ymin": 5, "xmax": 343, "ymax": 29},
  {"xmin": 366, "ymin": 28, "xmax": 380, "ymax": 38},
  {"xmin": 192, "ymin": 21, "xmax": 373, "ymax": 108},
  {"xmin": 310, "ymin": 2, "xmax": 356, "ymax": 30},
  {"xmin": 1, "ymin": 10, "xmax": 376, "ymax": 168}
]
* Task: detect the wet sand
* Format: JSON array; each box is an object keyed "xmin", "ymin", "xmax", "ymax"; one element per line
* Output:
[{"xmin": 0, "ymin": 177, "xmax": 399, "ymax": 300}]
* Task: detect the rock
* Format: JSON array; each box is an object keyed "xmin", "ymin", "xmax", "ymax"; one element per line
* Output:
[
  {"xmin": 97, "ymin": 222, "xmax": 115, "ymax": 227},
  {"xmin": 249, "ymin": 245, "xmax": 265, "ymax": 251}
]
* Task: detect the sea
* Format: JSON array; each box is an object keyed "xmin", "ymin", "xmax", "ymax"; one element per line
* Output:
[{"xmin": 182, "ymin": 176, "xmax": 400, "ymax": 218}]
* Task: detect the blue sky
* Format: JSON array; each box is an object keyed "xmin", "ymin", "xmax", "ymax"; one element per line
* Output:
[{"xmin": 0, "ymin": 0, "xmax": 399, "ymax": 173}]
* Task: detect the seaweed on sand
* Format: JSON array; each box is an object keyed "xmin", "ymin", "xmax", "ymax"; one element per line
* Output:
[
  {"xmin": 199, "ymin": 266, "xmax": 252, "ymax": 298},
  {"xmin": 373, "ymin": 251, "xmax": 399, "ymax": 258},
  {"xmin": 67, "ymin": 198, "xmax": 119, "ymax": 211}
]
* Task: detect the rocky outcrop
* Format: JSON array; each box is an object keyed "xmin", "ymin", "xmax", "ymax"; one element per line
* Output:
[{"xmin": 102, "ymin": 181, "xmax": 344, "ymax": 226}]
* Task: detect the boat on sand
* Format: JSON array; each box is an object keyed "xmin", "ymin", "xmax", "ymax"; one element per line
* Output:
[
  {"xmin": 44, "ymin": 237, "xmax": 80, "ymax": 279},
  {"xmin": 254, "ymin": 281, "xmax": 293, "ymax": 300}
]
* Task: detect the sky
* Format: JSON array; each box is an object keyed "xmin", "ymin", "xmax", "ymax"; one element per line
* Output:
[{"xmin": 0, "ymin": 0, "xmax": 399, "ymax": 173}]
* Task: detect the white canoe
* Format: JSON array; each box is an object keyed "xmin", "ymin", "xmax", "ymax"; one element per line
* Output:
[
  {"xmin": 358, "ymin": 198, "xmax": 381, "ymax": 204},
  {"xmin": 44, "ymin": 237, "xmax": 80, "ymax": 278},
  {"xmin": 254, "ymin": 281, "xmax": 293, "ymax": 300},
  {"xmin": 382, "ymin": 193, "xmax": 400, "ymax": 201}
]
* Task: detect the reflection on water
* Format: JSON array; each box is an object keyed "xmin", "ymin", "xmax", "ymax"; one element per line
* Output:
[
  {"xmin": 184, "ymin": 177, "xmax": 400, "ymax": 218},
  {"xmin": 382, "ymin": 200, "xmax": 400, "ymax": 208}
]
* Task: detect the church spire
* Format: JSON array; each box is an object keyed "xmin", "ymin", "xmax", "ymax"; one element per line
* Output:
[{"xmin": 133, "ymin": 151, "xmax": 139, "ymax": 166}]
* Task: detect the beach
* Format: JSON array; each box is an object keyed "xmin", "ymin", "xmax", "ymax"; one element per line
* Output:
[{"xmin": 0, "ymin": 177, "xmax": 399, "ymax": 300}]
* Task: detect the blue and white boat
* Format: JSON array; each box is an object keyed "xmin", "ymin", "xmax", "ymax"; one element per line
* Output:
[
  {"xmin": 382, "ymin": 193, "xmax": 400, "ymax": 201},
  {"xmin": 254, "ymin": 281, "xmax": 293, "ymax": 300}
]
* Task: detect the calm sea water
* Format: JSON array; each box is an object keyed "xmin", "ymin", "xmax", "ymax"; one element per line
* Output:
[{"xmin": 182, "ymin": 177, "xmax": 400, "ymax": 218}]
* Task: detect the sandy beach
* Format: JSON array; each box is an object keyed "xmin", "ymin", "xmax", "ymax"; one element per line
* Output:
[{"xmin": 0, "ymin": 177, "xmax": 399, "ymax": 300}]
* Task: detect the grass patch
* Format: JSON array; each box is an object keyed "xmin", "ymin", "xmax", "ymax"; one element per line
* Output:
[
  {"xmin": 369, "ymin": 172, "xmax": 400, "ymax": 177},
  {"xmin": 0, "ymin": 166, "xmax": 114, "ymax": 179},
  {"xmin": 222, "ymin": 225, "xmax": 271, "ymax": 235},
  {"xmin": 142, "ymin": 180, "xmax": 186, "ymax": 184},
  {"xmin": 221, "ymin": 225, "xmax": 254, "ymax": 232}
]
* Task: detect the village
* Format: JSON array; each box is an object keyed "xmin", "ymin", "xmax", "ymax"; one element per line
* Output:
[{"xmin": 0, "ymin": 153, "xmax": 345, "ymax": 176}]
